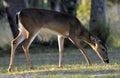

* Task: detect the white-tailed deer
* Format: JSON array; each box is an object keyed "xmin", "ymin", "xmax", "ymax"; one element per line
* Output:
[{"xmin": 8, "ymin": 8, "xmax": 109, "ymax": 72}]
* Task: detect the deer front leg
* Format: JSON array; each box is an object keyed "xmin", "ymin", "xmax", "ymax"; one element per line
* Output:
[
  {"xmin": 58, "ymin": 35, "xmax": 65, "ymax": 67},
  {"xmin": 22, "ymin": 32, "xmax": 38, "ymax": 69},
  {"xmin": 22, "ymin": 45, "xmax": 33, "ymax": 69},
  {"xmin": 69, "ymin": 37, "xmax": 92, "ymax": 66},
  {"xmin": 22, "ymin": 38, "xmax": 34, "ymax": 69}
]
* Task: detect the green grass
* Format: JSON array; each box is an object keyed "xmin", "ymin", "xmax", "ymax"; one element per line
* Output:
[
  {"xmin": 0, "ymin": 48, "xmax": 120, "ymax": 77},
  {"xmin": 0, "ymin": 64, "xmax": 120, "ymax": 77},
  {"xmin": 1, "ymin": 64, "xmax": 119, "ymax": 78}
]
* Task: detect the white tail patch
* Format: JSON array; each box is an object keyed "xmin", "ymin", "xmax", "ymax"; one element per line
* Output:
[{"xmin": 18, "ymin": 21, "xmax": 29, "ymax": 39}]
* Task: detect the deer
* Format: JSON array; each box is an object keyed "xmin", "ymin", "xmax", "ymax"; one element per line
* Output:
[{"xmin": 8, "ymin": 8, "xmax": 109, "ymax": 72}]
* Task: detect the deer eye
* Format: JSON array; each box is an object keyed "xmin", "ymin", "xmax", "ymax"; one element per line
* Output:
[{"xmin": 102, "ymin": 48, "xmax": 105, "ymax": 51}]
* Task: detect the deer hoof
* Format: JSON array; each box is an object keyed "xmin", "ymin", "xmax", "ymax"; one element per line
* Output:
[
  {"xmin": 29, "ymin": 66, "xmax": 34, "ymax": 70},
  {"xmin": 59, "ymin": 65, "xmax": 63, "ymax": 68},
  {"xmin": 7, "ymin": 67, "xmax": 11, "ymax": 72},
  {"xmin": 88, "ymin": 63, "xmax": 92, "ymax": 66}
]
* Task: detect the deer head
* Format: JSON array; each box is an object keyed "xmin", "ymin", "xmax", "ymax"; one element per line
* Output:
[{"xmin": 90, "ymin": 36, "xmax": 109, "ymax": 63}]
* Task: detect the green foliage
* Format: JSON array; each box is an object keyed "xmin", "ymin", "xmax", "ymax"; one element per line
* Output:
[
  {"xmin": 0, "ymin": 44, "xmax": 11, "ymax": 57},
  {"xmin": 0, "ymin": 0, "xmax": 4, "ymax": 8},
  {"xmin": 108, "ymin": 0, "xmax": 120, "ymax": 3},
  {"xmin": 108, "ymin": 28, "xmax": 120, "ymax": 48},
  {"xmin": 0, "ymin": 0, "xmax": 5, "ymax": 19},
  {"xmin": 111, "ymin": 37, "xmax": 120, "ymax": 48},
  {"xmin": 77, "ymin": 0, "xmax": 91, "ymax": 24},
  {"xmin": 26, "ymin": 0, "xmax": 49, "ymax": 9}
]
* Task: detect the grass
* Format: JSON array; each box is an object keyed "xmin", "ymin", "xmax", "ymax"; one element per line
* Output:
[
  {"xmin": 0, "ymin": 48, "xmax": 120, "ymax": 77},
  {"xmin": 1, "ymin": 64, "xmax": 119, "ymax": 78}
]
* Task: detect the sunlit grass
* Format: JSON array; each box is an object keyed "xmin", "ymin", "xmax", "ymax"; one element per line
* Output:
[
  {"xmin": 0, "ymin": 48, "xmax": 120, "ymax": 77},
  {"xmin": 0, "ymin": 63, "xmax": 120, "ymax": 77}
]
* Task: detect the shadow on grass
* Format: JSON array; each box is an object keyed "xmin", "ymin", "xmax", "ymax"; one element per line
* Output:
[{"xmin": 0, "ymin": 48, "xmax": 120, "ymax": 77}]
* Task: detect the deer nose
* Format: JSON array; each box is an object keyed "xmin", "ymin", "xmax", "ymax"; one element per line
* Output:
[{"xmin": 104, "ymin": 59, "xmax": 109, "ymax": 63}]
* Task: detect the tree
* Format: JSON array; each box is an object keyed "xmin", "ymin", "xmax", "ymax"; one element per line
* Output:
[
  {"xmin": 27, "ymin": 0, "xmax": 44, "ymax": 8},
  {"xmin": 48, "ymin": 0, "xmax": 78, "ymax": 15},
  {"xmin": 90, "ymin": 0, "xmax": 109, "ymax": 43},
  {"xmin": 3, "ymin": 0, "xmax": 26, "ymax": 38},
  {"xmin": 77, "ymin": 0, "xmax": 91, "ymax": 24},
  {"xmin": 48, "ymin": 0, "xmax": 60, "ymax": 11},
  {"xmin": 60, "ymin": 0, "xmax": 78, "ymax": 16}
]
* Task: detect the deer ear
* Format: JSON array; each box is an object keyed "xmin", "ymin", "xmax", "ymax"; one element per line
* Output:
[
  {"xmin": 90, "ymin": 36, "xmax": 97, "ymax": 46},
  {"xmin": 90, "ymin": 36, "xmax": 96, "ymax": 43}
]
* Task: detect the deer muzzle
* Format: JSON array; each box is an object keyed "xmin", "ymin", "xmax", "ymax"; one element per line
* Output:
[{"xmin": 103, "ymin": 59, "xmax": 109, "ymax": 63}]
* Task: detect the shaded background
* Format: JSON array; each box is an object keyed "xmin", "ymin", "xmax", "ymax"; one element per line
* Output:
[{"xmin": 0, "ymin": 0, "xmax": 120, "ymax": 53}]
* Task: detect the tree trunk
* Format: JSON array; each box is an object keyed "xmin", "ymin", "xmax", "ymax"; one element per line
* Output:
[
  {"xmin": 90, "ymin": 0, "xmax": 106, "ymax": 23},
  {"xmin": 90, "ymin": 0, "xmax": 109, "ymax": 43},
  {"xmin": 60, "ymin": 0, "xmax": 78, "ymax": 16},
  {"xmin": 48, "ymin": 0, "xmax": 60, "ymax": 11},
  {"xmin": 48, "ymin": 0, "xmax": 78, "ymax": 15},
  {"xmin": 3, "ymin": 0, "xmax": 26, "ymax": 38}
]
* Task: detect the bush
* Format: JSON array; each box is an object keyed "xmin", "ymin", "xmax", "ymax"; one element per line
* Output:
[{"xmin": 0, "ymin": 1, "xmax": 5, "ymax": 19}]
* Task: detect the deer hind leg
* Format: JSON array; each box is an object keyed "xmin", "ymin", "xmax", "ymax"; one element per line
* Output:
[
  {"xmin": 22, "ymin": 31, "xmax": 38, "ymax": 69},
  {"xmin": 58, "ymin": 35, "xmax": 65, "ymax": 67},
  {"xmin": 8, "ymin": 31, "xmax": 26, "ymax": 72},
  {"xmin": 69, "ymin": 37, "xmax": 92, "ymax": 66}
]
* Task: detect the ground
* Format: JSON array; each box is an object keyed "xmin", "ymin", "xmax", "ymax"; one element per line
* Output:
[{"xmin": 0, "ymin": 48, "xmax": 120, "ymax": 78}]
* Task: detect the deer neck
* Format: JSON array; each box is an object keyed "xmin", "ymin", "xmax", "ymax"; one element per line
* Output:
[{"xmin": 81, "ymin": 30, "xmax": 95, "ymax": 47}]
